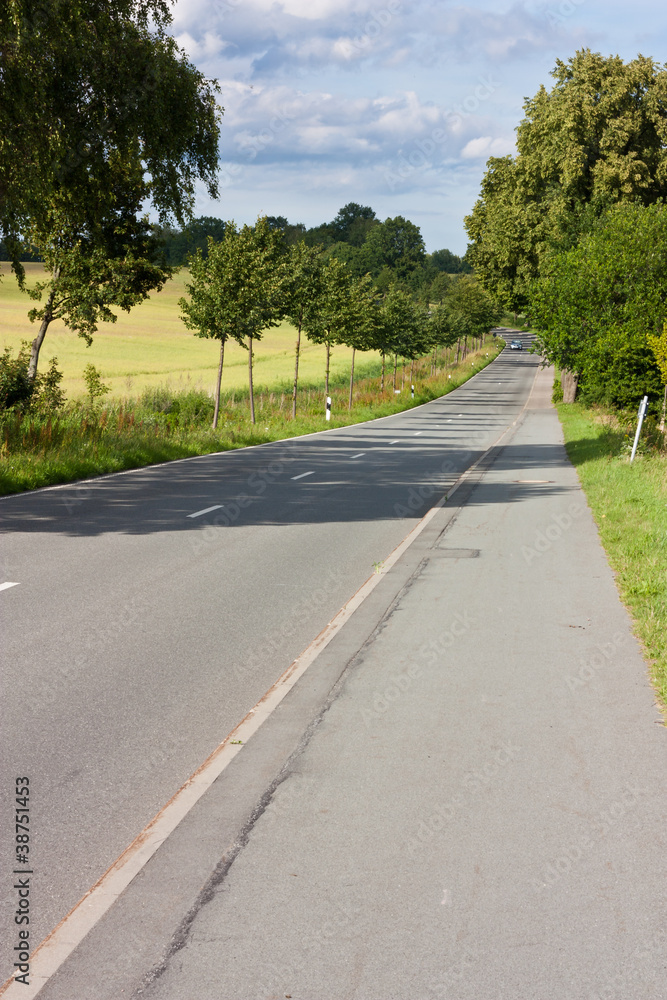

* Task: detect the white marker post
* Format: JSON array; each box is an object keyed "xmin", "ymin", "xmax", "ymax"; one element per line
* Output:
[
  {"xmin": 630, "ymin": 395, "xmax": 649, "ymax": 463},
  {"xmin": 325, "ymin": 396, "xmax": 331, "ymax": 421},
  {"xmin": 411, "ymin": 384, "xmax": 415, "ymax": 399}
]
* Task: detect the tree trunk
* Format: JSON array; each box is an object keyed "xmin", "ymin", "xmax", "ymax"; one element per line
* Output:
[
  {"xmin": 380, "ymin": 351, "xmax": 385, "ymax": 391},
  {"xmin": 28, "ymin": 268, "xmax": 60, "ymax": 380},
  {"xmin": 410, "ymin": 358, "xmax": 414, "ymax": 386},
  {"xmin": 212, "ymin": 338, "xmax": 225, "ymax": 430},
  {"xmin": 393, "ymin": 354, "xmax": 398, "ymax": 390},
  {"xmin": 292, "ymin": 309, "xmax": 302, "ymax": 419},
  {"xmin": 348, "ymin": 348, "xmax": 356, "ymax": 410},
  {"xmin": 660, "ymin": 383, "xmax": 667, "ymax": 434},
  {"xmin": 456, "ymin": 340, "xmax": 461, "ymax": 364},
  {"xmin": 463, "ymin": 335, "xmax": 468, "ymax": 359},
  {"xmin": 325, "ymin": 340, "xmax": 331, "ymax": 397},
  {"xmin": 561, "ymin": 369, "xmax": 579, "ymax": 404},
  {"xmin": 248, "ymin": 334, "xmax": 255, "ymax": 424},
  {"xmin": 401, "ymin": 360, "xmax": 406, "ymax": 390}
]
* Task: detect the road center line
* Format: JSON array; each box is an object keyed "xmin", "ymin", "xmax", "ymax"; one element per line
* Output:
[
  {"xmin": 414, "ymin": 432, "xmax": 422, "ymax": 436},
  {"xmin": 389, "ymin": 439, "xmax": 400, "ymax": 444},
  {"xmin": 0, "ymin": 582, "xmax": 19, "ymax": 592},
  {"xmin": 291, "ymin": 471, "xmax": 315, "ymax": 480},
  {"xmin": 187, "ymin": 505, "xmax": 224, "ymax": 519},
  {"xmin": 351, "ymin": 453, "xmax": 365, "ymax": 459}
]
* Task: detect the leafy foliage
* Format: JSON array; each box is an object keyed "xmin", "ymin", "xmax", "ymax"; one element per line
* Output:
[
  {"xmin": 179, "ymin": 217, "xmax": 286, "ymax": 425},
  {"xmin": 465, "ymin": 50, "xmax": 667, "ymax": 309},
  {"xmin": 530, "ymin": 203, "xmax": 666, "ymax": 407},
  {"xmin": 0, "ymin": 344, "xmax": 65, "ymax": 411},
  {"xmin": 648, "ymin": 323, "xmax": 667, "ymax": 386},
  {"xmin": 83, "ymin": 364, "xmax": 111, "ymax": 404},
  {"xmin": 0, "ymin": 0, "xmax": 221, "ymax": 257}
]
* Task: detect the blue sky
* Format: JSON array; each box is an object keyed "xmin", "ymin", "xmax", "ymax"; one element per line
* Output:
[{"xmin": 171, "ymin": 0, "xmax": 667, "ymax": 253}]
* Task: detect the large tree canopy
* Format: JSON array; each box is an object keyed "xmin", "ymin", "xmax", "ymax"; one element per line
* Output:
[
  {"xmin": 363, "ymin": 216, "xmax": 426, "ymax": 280},
  {"xmin": 2, "ymin": 0, "xmax": 222, "ymax": 376},
  {"xmin": 465, "ymin": 50, "xmax": 667, "ymax": 309},
  {"xmin": 0, "ymin": 0, "xmax": 221, "ymax": 254},
  {"xmin": 530, "ymin": 202, "xmax": 666, "ymax": 408}
]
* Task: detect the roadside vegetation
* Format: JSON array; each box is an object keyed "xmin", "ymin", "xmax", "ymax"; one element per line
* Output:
[
  {"xmin": 0, "ymin": 336, "xmax": 501, "ymax": 495},
  {"xmin": 558, "ymin": 401, "xmax": 667, "ymax": 713},
  {"xmin": 465, "ymin": 49, "xmax": 667, "ymax": 712}
]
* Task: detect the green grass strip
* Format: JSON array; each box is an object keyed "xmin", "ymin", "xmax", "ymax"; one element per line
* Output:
[
  {"xmin": 0, "ymin": 341, "xmax": 502, "ymax": 495},
  {"xmin": 557, "ymin": 402, "xmax": 667, "ymax": 713}
]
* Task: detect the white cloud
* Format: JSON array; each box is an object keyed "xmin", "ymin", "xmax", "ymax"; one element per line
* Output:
[
  {"xmin": 461, "ymin": 136, "xmax": 516, "ymax": 159},
  {"xmin": 165, "ymin": 0, "xmax": 662, "ymax": 250},
  {"xmin": 215, "ymin": 83, "xmax": 493, "ymax": 171}
]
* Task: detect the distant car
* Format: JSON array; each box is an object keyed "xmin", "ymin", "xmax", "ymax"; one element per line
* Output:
[{"xmin": 509, "ymin": 340, "xmax": 523, "ymax": 350}]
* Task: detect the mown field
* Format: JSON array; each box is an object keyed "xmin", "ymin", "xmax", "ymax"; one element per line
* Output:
[
  {"xmin": 0, "ymin": 263, "xmax": 380, "ymax": 399},
  {"xmin": 558, "ymin": 402, "xmax": 667, "ymax": 714}
]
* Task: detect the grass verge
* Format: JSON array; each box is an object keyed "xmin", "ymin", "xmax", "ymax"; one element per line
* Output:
[
  {"xmin": 557, "ymin": 401, "xmax": 667, "ymax": 713},
  {"xmin": 0, "ymin": 338, "xmax": 502, "ymax": 495}
]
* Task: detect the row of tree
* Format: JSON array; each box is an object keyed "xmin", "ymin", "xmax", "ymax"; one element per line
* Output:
[
  {"xmin": 465, "ymin": 49, "xmax": 667, "ymax": 416},
  {"xmin": 180, "ymin": 217, "xmax": 501, "ymax": 428}
]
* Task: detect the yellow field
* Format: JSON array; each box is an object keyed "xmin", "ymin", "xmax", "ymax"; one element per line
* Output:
[{"xmin": 0, "ymin": 264, "xmax": 378, "ymax": 399}]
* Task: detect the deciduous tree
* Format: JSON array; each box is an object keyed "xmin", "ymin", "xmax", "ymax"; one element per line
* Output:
[
  {"xmin": 1, "ymin": 0, "xmax": 221, "ymax": 376},
  {"xmin": 179, "ymin": 218, "xmax": 285, "ymax": 429},
  {"xmin": 530, "ymin": 203, "xmax": 666, "ymax": 406},
  {"xmin": 282, "ymin": 243, "xmax": 326, "ymax": 418},
  {"xmin": 465, "ymin": 50, "xmax": 667, "ymax": 308}
]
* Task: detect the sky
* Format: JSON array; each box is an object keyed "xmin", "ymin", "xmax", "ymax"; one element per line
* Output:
[{"xmin": 170, "ymin": 0, "xmax": 667, "ymax": 254}]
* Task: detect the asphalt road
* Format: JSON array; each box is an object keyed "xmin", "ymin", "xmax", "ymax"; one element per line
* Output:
[{"xmin": 0, "ymin": 339, "xmax": 539, "ymax": 981}]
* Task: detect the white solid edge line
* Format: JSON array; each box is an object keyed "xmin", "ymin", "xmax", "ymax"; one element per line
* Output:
[
  {"xmin": 0, "ymin": 582, "xmax": 19, "ymax": 592},
  {"xmin": 0, "ymin": 347, "xmax": 510, "ymax": 502},
  {"xmin": 291, "ymin": 471, "xmax": 315, "ymax": 480},
  {"xmin": 0, "ymin": 360, "xmax": 543, "ymax": 1000},
  {"xmin": 187, "ymin": 505, "xmax": 223, "ymax": 519}
]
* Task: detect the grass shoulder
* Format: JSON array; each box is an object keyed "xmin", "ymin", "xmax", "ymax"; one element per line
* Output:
[
  {"xmin": 0, "ymin": 338, "xmax": 502, "ymax": 496},
  {"xmin": 557, "ymin": 401, "xmax": 667, "ymax": 714}
]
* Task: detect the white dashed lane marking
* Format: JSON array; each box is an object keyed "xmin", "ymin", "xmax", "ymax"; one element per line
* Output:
[
  {"xmin": 389, "ymin": 439, "xmax": 400, "ymax": 444},
  {"xmin": 0, "ymin": 582, "xmax": 20, "ymax": 592},
  {"xmin": 351, "ymin": 453, "xmax": 365, "ymax": 460},
  {"xmin": 291, "ymin": 471, "xmax": 315, "ymax": 480},
  {"xmin": 188, "ymin": 505, "xmax": 224, "ymax": 519}
]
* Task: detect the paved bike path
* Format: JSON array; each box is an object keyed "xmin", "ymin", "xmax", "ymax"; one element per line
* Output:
[{"xmin": 36, "ymin": 363, "xmax": 667, "ymax": 999}]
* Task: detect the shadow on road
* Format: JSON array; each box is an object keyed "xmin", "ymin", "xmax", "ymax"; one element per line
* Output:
[{"xmin": 1, "ymin": 351, "xmax": 575, "ymax": 538}]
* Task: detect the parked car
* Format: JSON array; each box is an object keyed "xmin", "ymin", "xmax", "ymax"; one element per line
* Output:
[{"xmin": 509, "ymin": 340, "xmax": 523, "ymax": 350}]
